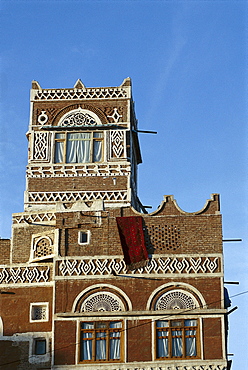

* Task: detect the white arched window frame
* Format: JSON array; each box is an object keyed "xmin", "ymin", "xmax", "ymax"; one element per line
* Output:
[
  {"xmin": 147, "ymin": 282, "xmax": 206, "ymax": 311},
  {"xmin": 54, "ymin": 108, "xmax": 105, "ymax": 164}
]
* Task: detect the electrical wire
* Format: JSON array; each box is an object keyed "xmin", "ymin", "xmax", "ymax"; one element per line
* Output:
[{"xmin": 0, "ymin": 289, "xmax": 247, "ymax": 368}]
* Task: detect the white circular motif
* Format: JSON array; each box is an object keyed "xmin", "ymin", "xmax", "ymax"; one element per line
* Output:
[
  {"xmin": 81, "ymin": 292, "xmax": 124, "ymax": 312},
  {"xmin": 155, "ymin": 290, "xmax": 197, "ymax": 310},
  {"xmin": 38, "ymin": 110, "xmax": 48, "ymax": 125}
]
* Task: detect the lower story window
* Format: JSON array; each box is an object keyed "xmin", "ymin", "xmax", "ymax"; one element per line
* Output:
[
  {"xmin": 156, "ymin": 319, "xmax": 199, "ymax": 359},
  {"xmin": 34, "ymin": 338, "xmax": 46, "ymax": 355},
  {"xmin": 80, "ymin": 321, "xmax": 123, "ymax": 362}
]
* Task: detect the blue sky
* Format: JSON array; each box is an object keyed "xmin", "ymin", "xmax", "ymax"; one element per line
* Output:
[{"xmin": 0, "ymin": 0, "xmax": 247, "ymax": 368}]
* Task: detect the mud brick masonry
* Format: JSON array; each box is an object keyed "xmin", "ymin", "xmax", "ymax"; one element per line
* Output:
[{"xmin": 0, "ymin": 78, "xmax": 232, "ymax": 370}]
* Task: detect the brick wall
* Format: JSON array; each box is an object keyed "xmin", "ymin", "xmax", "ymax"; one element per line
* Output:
[
  {"xmin": 0, "ymin": 239, "xmax": 10, "ymax": 264},
  {"xmin": 54, "ymin": 320, "xmax": 76, "ymax": 365},
  {"xmin": 203, "ymin": 317, "xmax": 223, "ymax": 359},
  {"xmin": 0, "ymin": 286, "xmax": 53, "ymax": 336}
]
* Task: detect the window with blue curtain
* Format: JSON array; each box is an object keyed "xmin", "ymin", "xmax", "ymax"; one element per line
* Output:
[
  {"xmin": 156, "ymin": 319, "xmax": 198, "ymax": 359},
  {"xmin": 80, "ymin": 321, "xmax": 122, "ymax": 363}
]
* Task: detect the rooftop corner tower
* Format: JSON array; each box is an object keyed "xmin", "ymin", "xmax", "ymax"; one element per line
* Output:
[{"xmin": 25, "ymin": 78, "xmax": 142, "ymax": 212}]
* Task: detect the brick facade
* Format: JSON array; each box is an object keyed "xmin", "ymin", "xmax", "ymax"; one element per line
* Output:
[{"xmin": 0, "ymin": 79, "xmax": 230, "ymax": 370}]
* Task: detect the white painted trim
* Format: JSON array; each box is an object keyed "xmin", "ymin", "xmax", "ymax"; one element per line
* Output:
[
  {"xmin": 29, "ymin": 332, "xmax": 51, "ymax": 364},
  {"xmin": 51, "ymin": 359, "xmax": 228, "ymax": 370},
  {"xmin": 78, "ymin": 230, "xmax": 91, "ymax": 246},
  {"xmin": 221, "ymin": 315, "xmax": 226, "ymax": 360},
  {"xmin": 0, "ymin": 317, "xmax": 3, "ymax": 335},
  {"xmin": 30, "ymin": 302, "xmax": 49, "ymax": 323}
]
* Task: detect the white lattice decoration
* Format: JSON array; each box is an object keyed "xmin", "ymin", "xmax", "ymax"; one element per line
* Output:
[
  {"xmin": 27, "ymin": 190, "xmax": 128, "ymax": 203},
  {"xmin": 26, "ymin": 163, "xmax": 131, "ymax": 178},
  {"xmin": 57, "ymin": 256, "xmax": 220, "ymax": 277},
  {"xmin": 33, "ymin": 87, "xmax": 128, "ymax": 100},
  {"xmin": 155, "ymin": 290, "xmax": 197, "ymax": 310},
  {"xmin": 33, "ymin": 236, "xmax": 53, "ymax": 259},
  {"xmin": 110, "ymin": 131, "xmax": 125, "ymax": 158},
  {"xmin": 12, "ymin": 212, "xmax": 55, "ymax": 224},
  {"xmin": 32, "ymin": 306, "xmax": 47, "ymax": 320},
  {"xmin": 107, "ymin": 108, "xmax": 123, "ymax": 123},
  {"xmin": 0, "ymin": 266, "xmax": 50, "ymax": 284},
  {"xmin": 81, "ymin": 292, "xmax": 124, "ymax": 312},
  {"xmin": 33, "ymin": 132, "xmax": 49, "ymax": 161},
  {"xmin": 60, "ymin": 111, "xmax": 97, "ymax": 127}
]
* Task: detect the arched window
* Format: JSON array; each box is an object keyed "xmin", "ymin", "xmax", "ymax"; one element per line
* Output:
[
  {"xmin": 54, "ymin": 109, "xmax": 104, "ymax": 164},
  {"xmin": 155, "ymin": 289, "xmax": 198, "ymax": 310},
  {"xmin": 80, "ymin": 291, "xmax": 125, "ymax": 312},
  {"xmin": 78, "ymin": 290, "xmax": 126, "ymax": 363}
]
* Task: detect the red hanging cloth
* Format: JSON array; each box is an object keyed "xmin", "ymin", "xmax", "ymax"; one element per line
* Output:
[{"xmin": 116, "ymin": 216, "xmax": 148, "ymax": 271}]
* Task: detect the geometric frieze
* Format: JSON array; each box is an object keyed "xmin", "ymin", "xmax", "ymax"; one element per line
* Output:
[
  {"xmin": 26, "ymin": 163, "xmax": 131, "ymax": 178},
  {"xmin": 57, "ymin": 255, "xmax": 221, "ymax": 278},
  {"xmin": 27, "ymin": 190, "xmax": 128, "ymax": 204},
  {"xmin": 33, "ymin": 87, "xmax": 128, "ymax": 100},
  {"xmin": 12, "ymin": 212, "xmax": 56, "ymax": 225},
  {"xmin": 0, "ymin": 266, "xmax": 51, "ymax": 284},
  {"xmin": 71, "ymin": 363, "xmax": 227, "ymax": 370}
]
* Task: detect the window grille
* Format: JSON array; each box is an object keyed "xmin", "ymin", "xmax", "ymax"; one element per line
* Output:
[{"xmin": 30, "ymin": 303, "xmax": 48, "ymax": 322}]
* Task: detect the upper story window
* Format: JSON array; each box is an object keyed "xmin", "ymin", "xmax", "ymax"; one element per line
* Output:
[
  {"xmin": 55, "ymin": 131, "xmax": 103, "ymax": 163},
  {"xmin": 156, "ymin": 319, "xmax": 199, "ymax": 360}
]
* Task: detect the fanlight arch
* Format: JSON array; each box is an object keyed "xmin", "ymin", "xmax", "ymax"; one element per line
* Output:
[
  {"xmin": 72, "ymin": 284, "xmax": 132, "ymax": 313},
  {"xmin": 155, "ymin": 289, "xmax": 198, "ymax": 310},
  {"xmin": 58, "ymin": 108, "xmax": 102, "ymax": 127},
  {"xmin": 147, "ymin": 282, "xmax": 206, "ymax": 311}
]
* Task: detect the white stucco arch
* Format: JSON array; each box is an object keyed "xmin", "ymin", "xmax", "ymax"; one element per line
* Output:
[
  {"xmin": 72, "ymin": 283, "xmax": 132, "ymax": 312},
  {"xmin": 146, "ymin": 282, "xmax": 206, "ymax": 310},
  {"xmin": 58, "ymin": 108, "xmax": 102, "ymax": 127}
]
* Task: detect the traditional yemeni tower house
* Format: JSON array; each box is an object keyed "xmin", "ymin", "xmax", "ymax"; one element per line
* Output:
[{"xmin": 0, "ymin": 79, "xmax": 232, "ymax": 370}]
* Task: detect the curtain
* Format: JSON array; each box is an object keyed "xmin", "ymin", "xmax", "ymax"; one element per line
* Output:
[
  {"xmin": 96, "ymin": 332, "xmax": 106, "ymax": 360},
  {"xmin": 67, "ymin": 133, "xmax": 91, "ymax": 163},
  {"xmin": 156, "ymin": 321, "xmax": 169, "ymax": 358},
  {"xmin": 185, "ymin": 319, "xmax": 197, "ymax": 356},
  {"xmin": 110, "ymin": 322, "xmax": 122, "ymax": 359},
  {"xmin": 55, "ymin": 133, "xmax": 65, "ymax": 163},
  {"xmin": 81, "ymin": 322, "xmax": 94, "ymax": 360},
  {"xmin": 93, "ymin": 140, "xmax": 102, "ymax": 162},
  {"xmin": 172, "ymin": 329, "xmax": 183, "ymax": 357}
]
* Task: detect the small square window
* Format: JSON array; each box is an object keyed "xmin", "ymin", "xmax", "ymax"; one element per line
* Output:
[
  {"xmin": 30, "ymin": 303, "xmax": 49, "ymax": 322},
  {"xmin": 78, "ymin": 231, "xmax": 90, "ymax": 245},
  {"xmin": 34, "ymin": 339, "xmax": 46, "ymax": 355}
]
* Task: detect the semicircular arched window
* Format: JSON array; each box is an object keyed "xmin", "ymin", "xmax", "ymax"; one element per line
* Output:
[
  {"xmin": 155, "ymin": 289, "xmax": 198, "ymax": 310},
  {"xmin": 59, "ymin": 108, "xmax": 101, "ymax": 127},
  {"xmin": 80, "ymin": 292, "xmax": 125, "ymax": 312}
]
